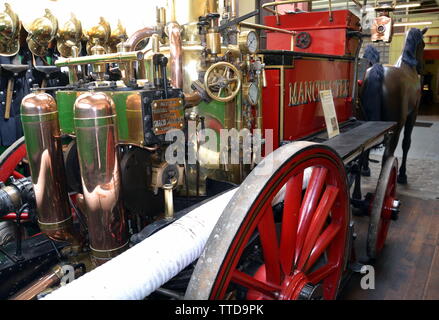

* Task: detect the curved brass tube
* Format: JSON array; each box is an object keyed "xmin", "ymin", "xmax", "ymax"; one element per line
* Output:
[
  {"xmin": 125, "ymin": 26, "xmax": 156, "ymax": 51},
  {"xmin": 184, "ymin": 91, "xmax": 202, "ymax": 107}
]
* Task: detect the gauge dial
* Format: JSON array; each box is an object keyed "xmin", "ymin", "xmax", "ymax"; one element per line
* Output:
[
  {"xmin": 244, "ymin": 82, "xmax": 259, "ymax": 105},
  {"xmin": 239, "ymin": 30, "xmax": 259, "ymax": 54}
]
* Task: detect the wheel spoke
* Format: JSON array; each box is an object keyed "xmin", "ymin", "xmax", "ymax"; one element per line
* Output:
[
  {"xmin": 304, "ymin": 223, "xmax": 341, "ymax": 272},
  {"xmin": 231, "ymin": 270, "xmax": 280, "ymax": 299},
  {"xmin": 280, "ymin": 172, "xmax": 303, "ymax": 275},
  {"xmin": 297, "ymin": 186, "xmax": 339, "ymax": 271},
  {"xmin": 308, "ymin": 263, "xmax": 338, "ymax": 284},
  {"xmin": 258, "ymin": 205, "xmax": 281, "ymax": 284},
  {"xmin": 295, "ymin": 167, "xmax": 328, "ymax": 262}
]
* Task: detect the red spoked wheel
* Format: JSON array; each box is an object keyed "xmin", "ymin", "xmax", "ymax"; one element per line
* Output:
[
  {"xmin": 185, "ymin": 142, "xmax": 351, "ymax": 300},
  {"xmin": 0, "ymin": 137, "xmax": 26, "ymax": 183},
  {"xmin": 367, "ymin": 156, "xmax": 399, "ymax": 260}
]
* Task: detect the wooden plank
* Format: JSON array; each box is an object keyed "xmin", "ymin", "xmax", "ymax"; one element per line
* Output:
[
  {"xmin": 424, "ymin": 247, "xmax": 439, "ymax": 299},
  {"xmin": 342, "ymin": 195, "xmax": 439, "ymax": 300},
  {"xmin": 323, "ymin": 121, "xmax": 396, "ymax": 161}
]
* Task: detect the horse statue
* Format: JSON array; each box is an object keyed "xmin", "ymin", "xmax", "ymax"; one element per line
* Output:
[{"xmin": 360, "ymin": 28, "xmax": 427, "ymax": 184}]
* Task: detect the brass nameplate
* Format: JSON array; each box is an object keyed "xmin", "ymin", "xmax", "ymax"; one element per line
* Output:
[{"xmin": 151, "ymin": 98, "xmax": 184, "ymax": 135}]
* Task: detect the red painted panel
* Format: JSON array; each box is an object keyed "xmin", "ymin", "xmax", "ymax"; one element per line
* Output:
[
  {"xmin": 265, "ymin": 10, "xmax": 360, "ymax": 56},
  {"xmin": 263, "ymin": 59, "xmax": 354, "ymax": 143}
]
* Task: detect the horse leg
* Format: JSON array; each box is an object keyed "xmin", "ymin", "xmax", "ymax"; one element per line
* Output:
[
  {"xmin": 361, "ymin": 150, "xmax": 371, "ymax": 177},
  {"xmin": 397, "ymin": 111, "xmax": 416, "ymax": 184},
  {"xmin": 382, "ymin": 126, "xmax": 402, "ymax": 166}
]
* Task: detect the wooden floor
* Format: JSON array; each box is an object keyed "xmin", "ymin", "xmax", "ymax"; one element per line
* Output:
[{"xmin": 340, "ymin": 194, "xmax": 439, "ymax": 300}]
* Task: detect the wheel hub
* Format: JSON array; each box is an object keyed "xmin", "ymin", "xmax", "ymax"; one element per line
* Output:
[{"xmin": 383, "ymin": 198, "xmax": 400, "ymax": 221}]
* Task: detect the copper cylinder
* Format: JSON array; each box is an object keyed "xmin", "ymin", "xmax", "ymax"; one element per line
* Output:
[
  {"xmin": 167, "ymin": 22, "xmax": 183, "ymax": 89},
  {"xmin": 20, "ymin": 93, "xmax": 75, "ymax": 242},
  {"xmin": 74, "ymin": 92, "xmax": 128, "ymax": 265}
]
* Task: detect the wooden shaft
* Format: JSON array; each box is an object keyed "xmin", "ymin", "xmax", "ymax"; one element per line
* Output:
[{"xmin": 4, "ymin": 79, "xmax": 14, "ymax": 120}]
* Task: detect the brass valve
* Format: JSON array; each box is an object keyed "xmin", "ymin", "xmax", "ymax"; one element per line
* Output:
[{"xmin": 204, "ymin": 62, "xmax": 242, "ymax": 103}]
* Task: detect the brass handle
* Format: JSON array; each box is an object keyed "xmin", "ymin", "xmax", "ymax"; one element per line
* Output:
[
  {"xmin": 204, "ymin": 62, "xmax": 242, "ymax": 103},
  {"xmin": 4, "ymin": 79, "xmax": 14, "ymax": 120}
]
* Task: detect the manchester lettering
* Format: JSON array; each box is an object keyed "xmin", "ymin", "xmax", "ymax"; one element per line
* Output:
[{"xmin": 289, "ymin": 79, "xmax": 350, "ymax": 106}]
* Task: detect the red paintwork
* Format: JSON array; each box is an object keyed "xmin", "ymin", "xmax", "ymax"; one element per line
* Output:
[
  {"xmin": 265, "ymin": 10, "xmax": 360, "ymax": 56},
  {"xmin": 263, "ymin": 58, "xmax": 354, "ymax": 147},
  {"xmin": 376, "ymin": 162, "xmax": 397, "ymax": 254},
  {"xmin": 1, "ymin": 213, "xmax": 30, "ymax": 221},
  {"xmin": 0, "ymin": 142, "xmax": 26, "ymax": 182},
  {"xmin": 279, "ymin": 172, "xmax": 302, "ymax": 275},
  {"xmin": 295, "ymin": 167, "xmax": 328, "ymax": 262},
  {"xmin": 209, "ymin": 147, "xmax": 350, "ymax": 300},
  {"xmin": 424, "ymin": 50, "xmax": 439, "ymax": 60}
]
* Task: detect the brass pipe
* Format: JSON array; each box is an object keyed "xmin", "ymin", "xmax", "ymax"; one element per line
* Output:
[
  {"xmin": 163, "ymin": 184, "xmax": 174, "ymax": 220},
  {"xmin": 167, "ymin": 22, "xmax": 183, "ymax": 89},
  {"xmin": 21, "ymin": 93, "xmax": 76, "ymax": 243},
  {"xmin": 239, "ymin": 22, "xmax": 296, "ymax": 35},
  {"xmin": 184, "ymin": 91, "xmax": 202, "ymax": 107},
  {"xmin": 55, "ymin": 51, "xmax": 145, "ymax": 67},
  {"xmin": 230, "ymin": 0, "xmax": 238, "ymax": 19},
  {"xmin": 207, "ymin": 0, "xmax": 218, "ymax": 13},
  {"xmin": 74, "ymin": 92, "xmax": 128, "ymax": 265},
  {"xmin": 10, "ymin": 265, "xmax": 63, "ymax": 300},
  {"xmin": 125, "ymin": 27, "xmax": 156, "ymax": 51}
]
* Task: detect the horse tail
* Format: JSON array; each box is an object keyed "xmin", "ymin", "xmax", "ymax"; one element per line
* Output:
[{"xmin": 361, "ymin": 63, "xmax": 384, "ymax": 121}]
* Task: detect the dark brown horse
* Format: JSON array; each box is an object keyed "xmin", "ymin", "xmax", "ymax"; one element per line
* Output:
[{"xmin": 360, "ymin": 28, "xmax": 427, "ymax": 184}]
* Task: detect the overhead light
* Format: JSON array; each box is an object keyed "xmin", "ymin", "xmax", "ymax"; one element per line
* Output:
[
  {"xmin": 365, "ymin": 3, "xmax": 421, "ymax": 12},
  {"xmin": 394, "ymin": 21, "xmax": 432, "ymax": 27},
  {"xmin": 395, "ymin": 3, "xmax": 422, "ymax": 10}
]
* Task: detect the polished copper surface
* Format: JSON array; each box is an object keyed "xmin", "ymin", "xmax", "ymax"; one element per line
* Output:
[
  {"xmin": 74, "ymin": 92, "xmax": 128, "ymax": 265},
  {"xmin": 21, "ymin": 93, "xmax": 75, "ymax": 242}
]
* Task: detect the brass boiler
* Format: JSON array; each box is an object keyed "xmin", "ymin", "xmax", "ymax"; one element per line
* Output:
[
  {"xmin": 20, "ymin": 93, "xmax": 76, "ymax": 242},
  {"xmin": 74, "ymin": 92, "xmax": 128, "ymax": 265}
]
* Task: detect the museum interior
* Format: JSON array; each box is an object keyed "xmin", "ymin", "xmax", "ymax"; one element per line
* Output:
[{"xmin": 0, "ymin": 0, "xmax": 438, "ymax": 301}]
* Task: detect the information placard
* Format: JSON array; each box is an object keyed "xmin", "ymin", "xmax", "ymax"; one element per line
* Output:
[{"xmin": 319, "ymin": 90, "xmax": 340, "ymax": 139}]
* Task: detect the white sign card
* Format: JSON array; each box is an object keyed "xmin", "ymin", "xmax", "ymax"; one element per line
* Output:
[{"xmin": 319, "ymin": 90, "xmax": 340, "ymax": 139}]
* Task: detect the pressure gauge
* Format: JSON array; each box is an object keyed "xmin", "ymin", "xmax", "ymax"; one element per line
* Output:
[
  {"xmin": 238, "ymin": 30, "xmax": 259, "ymax": 54},
  {"xmin": 244, "ymin": 82, "xmax": 259, "ymax": 106}
]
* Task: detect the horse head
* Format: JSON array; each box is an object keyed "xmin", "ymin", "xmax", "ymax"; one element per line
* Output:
[
  {"xmin": 415, "ymin": 28, "xmax": 428, "ymax": 75},
  {"xmin": 402, "ymin": 27, "xmax": 427, "ymax": 74}
]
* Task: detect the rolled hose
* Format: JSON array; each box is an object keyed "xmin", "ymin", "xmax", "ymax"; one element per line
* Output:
[
  {"xmin": 43, "ymin": 189, "xmax": 237, "ymax": 300},
  {"xmin": 43, "ymin": 167, "xmax": 312, "ymax": 300}
]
